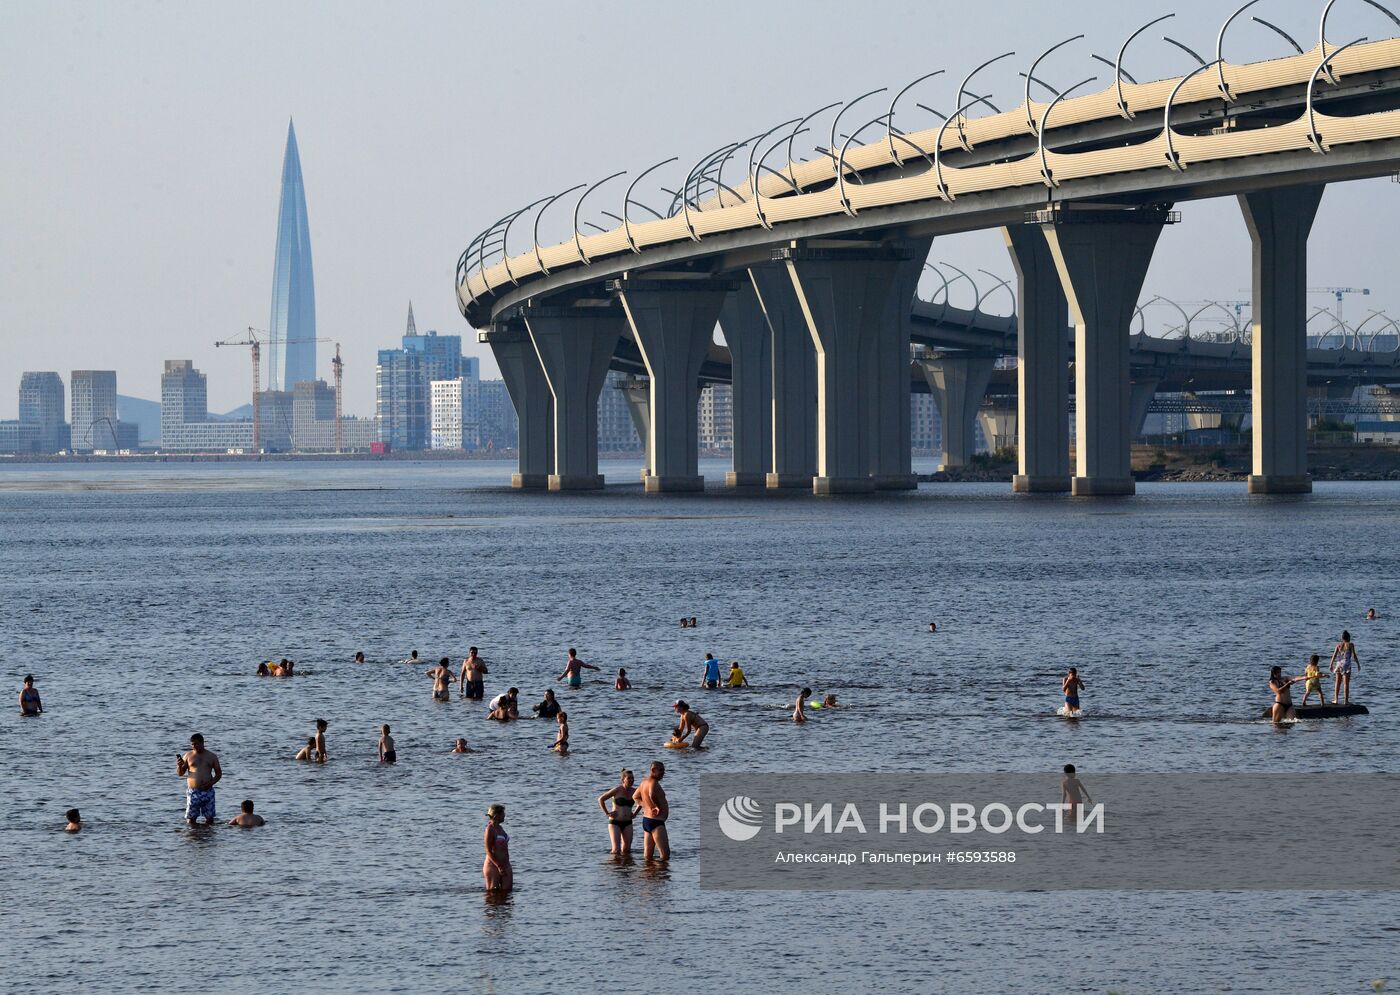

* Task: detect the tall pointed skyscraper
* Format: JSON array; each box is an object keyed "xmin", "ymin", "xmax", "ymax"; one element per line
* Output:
[{"xmin": 269, "ymin": 119, "xmax": 316, "ymax": 390}]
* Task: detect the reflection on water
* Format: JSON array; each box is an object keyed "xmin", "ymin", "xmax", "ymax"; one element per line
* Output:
[{"xmin": 1, "ymin": 462, "xmax": 1397, "ymax": 993}]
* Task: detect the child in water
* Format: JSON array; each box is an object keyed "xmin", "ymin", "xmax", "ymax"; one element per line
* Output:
[
  {"xmin": 664, "ymin": 725, "xmax": 689, "ymax": 749},
  {"xmin": 1061, "ymin": 764, "xmax": 1092, "ymax": 817},
  {"xmin": 65, "ymin": 808, "xmax": 81, "ymax": 833},
  {"xmin": 1061, "ymin": 668, "xmax": 1085, "ymax": 717},
  {"xmin": 451, "ymin": 737, "xmax": 471, "ymax": 754},
  {"xmin": 1300, "ymin": 654, "xmax": 1325, "ymax": 705},
  {"xmin": 294, "ymin": 736, "xmax": 316, "ymax": 761},
  {"xmin": 793, "ymin": 687, "xmax": 811, "ymax": 723},
  {"xmin": 378, "ymin": 724, "xmax": 397, "ymax": 764},
  {"xmin": 615, "ymin": 668, "xmax": 631, "ymax": 690},
  {"xmin": 553, "ymin": 712, "xmax": 569, "ymax": 755}
]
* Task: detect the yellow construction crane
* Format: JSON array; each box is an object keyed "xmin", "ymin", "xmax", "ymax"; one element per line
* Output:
[
  {"xmin": 332, "ymin": 342, "xmax": 344, "ymax": 454},
  {"xmin": 214, "ymin": 328, "xmax": 331, "ymax": 452}
]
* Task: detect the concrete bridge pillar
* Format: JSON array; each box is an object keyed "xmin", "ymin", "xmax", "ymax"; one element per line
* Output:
[
  {"xmin": 1042, "ymin": 208, "xmax": 1171, "ymax": 496},
  {"xmin": 865, "ymin": 236, "xmax": 934, "ymax": 489},
  {"xmin": 615, "ymin": 275, "xmax": 731, "ymax": 492},
  {"xmin": 1130, "ymin": 379, "xmax": 1160, "ymax": 438},
  {"xmin": 1003, "ymin": 225, "xmax": 1071, "ymax": 492},
  {"xmin": 619, "ymin": 374, "xmax": 651, "ymax": 481},
  {"xmin": 749, "ymin": 264, "xmax": 817, "ymax": 489},
  {"xmin": 718, "ymin": 281, "xmax": 773, "ymax": 487},
  {"xmin": 482, "ymin": 322, "xmax": 553, "ymax": 489},
  {"xmin": 919, "ymin": 352, "xmax": 997, "ymax": 469},
  {"xmin": 523, "ymin": 306, "xmax": 625, "ymax": 491},
  {"xmin": 780, "ymin": 243, "xmax": 907, "ymax": 494},
  {"xmin": 1240, "ymin": 184, "xmax": 1325, "ymax": 494},
  {"xmin": 978, "ymin": 397, "xmax": 1018, "ymax": 454}
]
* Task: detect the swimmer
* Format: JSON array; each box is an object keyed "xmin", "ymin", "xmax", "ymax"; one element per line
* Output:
[
  {"xmin": 426, "ymin": 658, "xmax": 455, "ymax": 701},
  {"xmin": 672, "ymin": 700, "xmax": 710, "ymax": 749},
  {"xmin": 552, "ymin": 712, "xmax": 569, "ymax": 755},
  {"xmin": 597, "ymin": 769, "xmax": 637, "ymax": 855},
  {"xmin": 809, "ymin": 693, "xmax": 838, "ymax": 710},
  {"xmin": 294, "ymin": 736, "xmax": 316, "ymax": 761},
  {"xmin": 451, "ymin": 737, "xmax": 471, "ymax": 754},
  {"xmin": 689, "ymin": 616, "xmax": 698, "ymax": 628},
  {"xmin": 19, "ymin": 675, "xmax": 42, "ymax": 716},
  {"xmin": 1269, "ymin": 665, "xmax": 1305, "ymax": 724},
  {"xmin": 664, "ymin": 725, "xmax": 688, "ymax": 749},
  {"xmin": 483, "ymin": 804, "xmax": 512, "ymax": 893},
  {"xmin": 679, "ymin": 617, "xmax": 689, "ymax": 629},
  {"xmin": 533, "ymin": 689, "xmax": 561, "ymax": 719},
  {"xmin": 1366, "ymin": 608, "xmax": 1377, "ymax": 621},
  {"xmin": 283, "ymin": 660, "xmax": 295, "ymax": 677},
  {"xmin": 1061, "ymin": 668, "xmax": 1085, "ymax": 717},
  {"xmin": 354, "ymin": 651, "xmax": 365, "ymax": 664},
  {"xmin": 700, "ymin": 653, "xmax": 721, "ymax": 690},
  {"xmin": 378, "ymin": 724, "xmax": 397, "ymax": 764},
  {"xmin": 266, "ymin": 660, "xmax": 285, "ymax": 677},
  {"xmin": 793, "ymin": 687, "xmax": 811, "ymax": 723},
  {"xmin": 313, "ymin": 719, "xmax": 329, "ymax": 762},
  {"xmin": 1300, "ymin": 654, "xmax": 1325, "ymax": 706},
  {"xmin": 64, "ymin": 808, "xmax": 81, "ymax": 833},
  {"xmin": 1061, "ymin": 764, "xmax": 1092, "ymax": 817},
  {"xmin": 928, "ymin": 622, "xmax": 937, "ymax": 633},
  {"xmin": 634, "ymin": 762, "xmax": 670, "ymax": 860},
  {"xmin": 488, "ymin": 688, "xmax": 519, "ymax": 721},
  {"xmin": 459, "ymin": 647, "xmax": 488, "ymax": 700},
  {"xmin": 1329, "ymin": 630, "xmax": 1361, "ymax": 705},
  {"xmin": 404, "ymin": 650, "xmax": 421, "ymax": 666},
  {"xmin": 727, "ymin": 661, "xmax": 749, "ymax": 688},
  {"xmin": 615, "ymin": 668, "xmax": 631, "ymax": 690},
  {"xmin": 228, "ymin": 799, "xmax": 266, "ymax": 828},
  {"xmin": 256, "ymin": 662, "xmax": 271, "ymax": 677},
  {"xmin": 558, "ymin": 648, "xmax": 599, "ymax": 689}
]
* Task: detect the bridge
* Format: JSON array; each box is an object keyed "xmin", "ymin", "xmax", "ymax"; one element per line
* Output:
[{"xmin": 458, "ymin": 2, "xmax": 1400, "ymax": 495}]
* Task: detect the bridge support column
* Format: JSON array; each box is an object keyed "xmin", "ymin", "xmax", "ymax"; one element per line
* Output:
[
  {"xmin": 523, "ymin": 306, "xmax": 624, "ymax": 491},
  {"xmin": 615, "ymin": 276, "xmax": 731, "ymax": 493},
  {"xmin": 865, "ymin": 237, "xmax": 933, "ymax": 489},
  {"xmin": 1240, "ymin": 184, "xmax": 1324, "ymax": 495},
  {"xmin": 719, "ymin": 281, "xmax": 773, "ymax": 487},
  {"xmin": 482, "ymin": 322, "xmax": 553, "ymax": 489},
  {"xmin": 919, "ymin": 353, "xmax": 997, "ymax": 469},
  {"xmin": 978, "ymin": 398, "xmax": 1017, "ymax": 454},
  {"xmin": 1003, "ymin": 225, "xmax": 1071, "ymax": 493},
  {"xmin": 619, "ymin": 375, "xmax": 651, "ymax": 481},
  {"xmin": 1043, "ymin": 208, "xmax": 1171, "ymax": 497},
  {"xmin": 1130, "ymin": 378, "xmax": 1160, "ymax": 439},
  {"xmin": 781, "ymin": 243, "xmax": 907, "ymax": 494},
  {"xmin": 749, "ymin": 264, "xmax": 817, "ymax": 489}
]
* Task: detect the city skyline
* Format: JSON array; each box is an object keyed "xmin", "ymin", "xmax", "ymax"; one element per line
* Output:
[{"xmin": 5, "ymin": 0, "xmax": 1400, "ymax": 420}]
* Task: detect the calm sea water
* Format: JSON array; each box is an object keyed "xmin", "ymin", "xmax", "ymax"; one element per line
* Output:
[{"xmin": 2, "ymin": 459, "xmax": 1397, "ymax": 994}]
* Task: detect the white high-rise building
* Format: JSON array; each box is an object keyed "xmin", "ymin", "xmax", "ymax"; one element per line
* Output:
[
  {"xmin": 698, "ymin": 383, "xmax": 733, "ymax": 451},
  {"xmin": 431, "ymin": 377, "xmax": 480, "ymax": 450}
]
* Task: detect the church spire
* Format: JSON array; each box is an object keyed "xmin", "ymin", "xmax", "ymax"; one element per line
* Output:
[{"xmin": 405, "ymin": 300, "xmax": 418, "ymax": 337}]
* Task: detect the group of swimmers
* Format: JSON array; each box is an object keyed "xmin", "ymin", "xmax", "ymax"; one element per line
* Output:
[
  {"xmin": 1269, "ymin": 628, "xmax": 1366, "ymax": 723},
  {"xmin": 255, "ymin": 659, "xmax": 296, "ymax": 678}
]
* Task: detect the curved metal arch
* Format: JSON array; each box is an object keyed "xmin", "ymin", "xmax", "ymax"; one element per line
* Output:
[
  {"xmin": 1322, "ymin": 0, "xmax": 1400, "ymax": 54},
  {"xmin": 1314, "ymin": 311, "xmax": 1351, "ymax": 349},
  {"xmin": 787, "ymin": 101, "xmax": 842, "ymax": 192},
  {"xmin": 938, "ymin": 261, "xmax": 981, "ymax": 316},
  {"xmin": 920, "ymin": 262, "xmax": 951, "ymax": 308},
  {"xmin": 573, "ymin": 170, "xmax": 626, "ymax": 265},
  {"xmin": 975, "ymin": 269, "xmax": 1015, "ymax": 313},
  {"xmin": 1091, "ymin": 53, "xmax": 1137, "ymax": 86},
  {"xmin": 1146, "ymin": 295, "xmax": 1193, "ymax": 338},
  {"xmin": 1037, "ymin": 76, "xmax": 1098, "ymax": 186},
  {"xmin": 533, "ymin": 184, "xmax": 586, "ymax": 276},
  {"xmin": 501, "ymin": 196, "xmax": 554, "ymax": 286},
  {"xmin": 1252, "ymin": 16, "xmax": 1305, "ymax": 54},
  {"xmin": 1111, "ymin": 14, "xmax": 1175, "ymax": 118},
  {"xmin": 1216, "ymin": 1, "xmax": 1262, "ymax": 102},
  {"xmin": 474, "ymin": 214, "xmax": 513, "ymax": 285},
  {"xmin": 1165, "ymin": 59, "xmax": 1225, "ymax": 169},
  {"xmin": 1353, "ymin": 308, "xmax": 1389, "ymax": 349},
  {"xmin": 934, "ymin": 94, "xmax": 997, "ymax": 200},
  {"xmin": 828, "ymin": 88, "xmax": 888, "ymax": 169},
  {"xmin": 1132, "ymin": 304, "xmax": 1148, "ymax": 336},
  {"xmin": 1024, "ymin": 35, "xmax": 1084, "ymax": 134},
  {"xmin": 680, "ymin": 141, "xmax": 741, "ymax": 240},
  {"xmin": 837, "ymin": 113, "xmax": 892, "ymax": 216},
  {"xmin": 623, "ymin": 157, "xmax": 678, "ymax": 253},
  {"xmin": 888, "ymin": 127, "xmax": 937, "ymax": 173},
  {"xmin": 955, "ymin": 51, "xmax": 1016, "ymax": 150},
  {"xmin": 748, "ymin": 117, "xmax": 806, "ymax": 230},
  {"xmin": 1163, "ymin": 36, "xmax": 1208, "ymax": 66},
  {"xmin": 887, "ymin": 70, "xmax": 945, "ymax": 163},
  {"xmin": 712, "ymin": 132, "xmax": 764, "ymax": 207},
  {"xmin": 1307, "ymin": 37, "xmax": 1370, "ymax": 152},
  {"xmin": 1198, "ymin": 300, "xmax": 1243, "ymax": 337}
]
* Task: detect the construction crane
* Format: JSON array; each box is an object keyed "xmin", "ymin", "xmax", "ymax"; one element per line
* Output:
[
  {"xmin": 1309, "ymin": 287, "xmax": 1370, "ymax": 329},
  {"xmin": 214, "ymin": 328, "xmax": 331, "ymax": 452},
  {"xmin": 331, "ymin": 342, "xmax": 344, "ymax": 454}
]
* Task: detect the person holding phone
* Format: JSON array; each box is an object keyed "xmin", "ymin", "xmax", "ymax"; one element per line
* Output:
[{"xmin": 176, "ymin": 733, "xmax": 222, "ymax": 825}]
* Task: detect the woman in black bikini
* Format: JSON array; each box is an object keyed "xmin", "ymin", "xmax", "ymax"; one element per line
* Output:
[
  {"xmin": 1269, "ymin": 665, "xmax": 1305, "ymax": 724},
  {"xmin": 597, "ymin": 769, "xmax": 636, "ymax": 856}
]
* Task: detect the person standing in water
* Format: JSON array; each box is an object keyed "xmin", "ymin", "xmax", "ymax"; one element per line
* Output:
[
  {"xmin": 1329, "ymin": 630, "xmax": 1361, "ymax": 705},
  {"xmin": 558, "ymin": 648, "xmax": 599, "ymax": 689},
  {"xmin": 313, "ymin": 719, "xmax": 329, "ymax": 763},
  {"xmin": 353, "ymin": 651, "xmax": 365, "ymax": 664},
  {"xmin": 672, "ymin": 701, "xmax": 710, "ymax": 749},
  {"xmin": 532, "ymin": 689, "xmax": 561, "ymax": 719},
  {"xmin": 459, "ymin": 647, "xmax": 488, "ymax": 700},
  {"xmin": 552, "ymin": 712, "xmax": 569, "ymax": 755},
  {"xmin": 228, "ymin": 800, "xmax": 266, "ymax": 828},
  {"xmin": 65, "ymin": 808, "xmax": 81, "ymax": 833},
  {"xmin": 615, "ymin": 668, "xmax": 631, "ymax": 690},
  {"xmin": 1366, "ymin": 608, "xmax": 1377, "ymax": 621},
  {"xmin": 793, "ymin": 687, "xmax": 811, "ymax": 723},
  {"xmin": 727, "ymin": 661, "xmax": 750, "ymax": 688},
  {"xmin": 176, "ymin": 733, "xmax": 222, "ymax": 825},
  {"xmin": 19, "ymin": 675, "xmax": 42, "ymax": 716},
  {"xmin": 597, "ymin": 769, "xmax": 636, "ymax": 856},
  {"xmin": 1061, "ymin": 765, "xmax": 1092, "ymax": 818},
  {"xmin": 1269, "ymin": 666, "xmax": 1305, "ymax": 724},
  {"xmin": 426, "ymin": 658, "xmax": 455, "ymax": 701},
  {"xmin": 482, "ymin": 804, "xmax": 512, "ymax": 893},
  {"xmin": 378, "ymin": 724, "xmax": 397, "ymax": 763},
  {"xmin": 634, "ymin": 761, "xmax": 670, "ymax": 860},
  {"xmin": 1061, "ymin": 668, "xmax": 1086, "ymax": 717},
  {"xmin": 700, "ymin": 653, "xmax": 721, "ymax": 690}
]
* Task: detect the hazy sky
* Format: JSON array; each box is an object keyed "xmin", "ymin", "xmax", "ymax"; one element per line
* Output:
[{"xmin": 3, "ymin": 0, "xmax": 1398, "ymax": 417}]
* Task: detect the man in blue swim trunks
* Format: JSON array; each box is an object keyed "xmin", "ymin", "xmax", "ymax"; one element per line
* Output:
[
  {"xmin": 177, "ymin": 732, "xmax": 222, "ymax": 825},
  {"xmin": 558, "ymin": 648, "xmax": 599, "ymax": 689},
  {"xmin": 700, "ymin": 653, "xmax": 721, "ymax": 689},
  {"xmin": 1061, "ymin": 668, "xmax": 1085, "ymax": 717}
]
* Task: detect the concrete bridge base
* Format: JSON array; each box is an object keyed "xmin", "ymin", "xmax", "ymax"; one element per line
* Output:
[
  {"xmin": 482, "ymin": 321, "xmax": 553, "ymax": 491},
  {"xmin": 919, "ymin": 352, "xmax": 997, "ymax": 470},
  {"xmin": 867, "ymin": 237, "xmax": 933, "ymax": 490},
  {"xmin": 749, "ymin": 265, "xmax": 816, "ymax": 491},
  {"xmin": 725, "ymin": 472, "xmax": 767, "ymax": 487},
  {"xmin": 719, "ymin": 280, "xmax": 773, "ymax": 489},
  {"xmin": 1247, "ymin": 474, "xmax": 1313, "ymax": 495},
  {"xmin": 645, "ymin": 474, "xmax": 705, "ymax": 493},
  {"xmin": 1013, "ymin": 475, "xmax": 1074, "ymax": 493}
]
